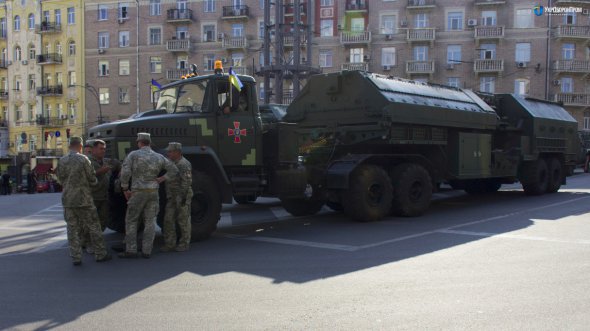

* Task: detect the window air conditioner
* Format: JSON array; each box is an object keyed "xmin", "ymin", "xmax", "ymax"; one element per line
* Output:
[
  {"xmin": 467, "ymin": 19, "xmax": 478, "ymax": 27},
  {"xmin": 383, "ymin": 65, "xmax": 391, "ymax": 70},
  {"xmin": 98, "ymin": 49, "xmax": 105, "ymax": 54},
  {"xmin": 517, "ymin": 61, "xmax": 527, "ymax": 68}
]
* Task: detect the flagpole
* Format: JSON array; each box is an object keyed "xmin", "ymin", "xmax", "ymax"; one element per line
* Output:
[{"xmin": 229, "ymin": 67, "xmax": 233, "ymax": 109}]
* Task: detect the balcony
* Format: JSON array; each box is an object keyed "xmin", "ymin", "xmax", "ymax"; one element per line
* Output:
[
  {"xmin": 0, "ymin": 59, "xmax": 7, "ymax": 69},
  {"xmin": 474, "ymin": 59, "xmax": 504, "ymax": 74},
  {"xmin": 553, "ymin": 25, "xmax": 590, "ymax": 39},
  {"xmin": 406, "ymin": 28, "xmax": 436, "ymax": 43},
  {"xmin": 222, "ymin": 36, "xmax": 248, "ymax": 49},
  {"xmin": 36, "ymin": 117, "xmax": 65, "ymax": 127},
  {"xmin": 283, "ymin": 34, "xmax": 307, "ymax": 47},
  {"xmin": 0, "ymin": 89, "xmax": 7, "ymax": 99},
  {"xmin": 166, "ymin": 9, "xmax": 193, "ymax": 23},
  {"xmin": 407, "ymin": 0, "xmax": 436, "ymax": 9},
  {"xmin": 474, "ymin": 0, "xmax": 506, "ymax": 5},
  {"xmin": 554, "ymin": 93, "xmax": 590, "ymax": 107},
  {"xmin": 36, "ymin": 53, "xmax": 62, "ymax": 65},
  {"xmin": 553, "ymin": 59, "xmax": 590, "ymax": 75},
  {"xmin": 36, "ymin": 149, "xmax": 64, "ymax": 157},
  {"xmin": 406, "ymin": 60, "xmax": 435, "ymax": 75},
  {"xmin": 345, "ymin": 2, "xmax": 368, "ymax": 12},
  {"xmin": 341, "ymin": 62, "xmax": 369, "ymax": 71},
  {"xmin": 222, "ymin": 5, "xmax": 249, "ymax": 19},
  {"xmin": 475, "ymin": 26, "xmax": 504, "ymax": 40},
  {"xmin": 35, "ymin": 22, "xmax": 61, "ymax": 34},
  {"xmin": 284, "ymin": 3, "xmax": 307, "ymax": 16},
  {"xmin": 36, "ymin": 85, "xmax": 64, "ymax": 96},
  {"xmin": 340, "ymin": 30, "xmax": 371, "ymax": 45},
  {"xmin": 166, "ymin": 68, "xmax": 190, "ymax": 81},
  {"xmin": 166, "ymin": 38, "xmax": 191, "ymax": 52}
]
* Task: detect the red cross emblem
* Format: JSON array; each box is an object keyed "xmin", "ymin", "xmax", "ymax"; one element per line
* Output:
[{"xmin": 228, "ymin": 121, "xmax": 247, "ymax": 143}]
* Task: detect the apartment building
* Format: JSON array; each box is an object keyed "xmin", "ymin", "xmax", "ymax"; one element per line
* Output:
[
  {"xmin": 83, "ymin": 0, "xmax": 590, "ymax": 132},
  {"xmin": 0, "ymin": 0, "xmax": 85, "ymax": 182}
]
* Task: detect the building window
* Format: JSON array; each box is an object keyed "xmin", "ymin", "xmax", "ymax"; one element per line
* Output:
[
  {"xmin": 15, "ymin": 105, "xmax": 22, "ymax": 122},
  {"xmin": 119, "ymin": 31, "xmax": 130, "ymax": 47},
  {"xmin": 319, "ymin": 50, "xmax": 333, "ymax": 68},
  {"xmin": 514, "ymin": 79, "xmax": 529, "ymax": 95},
  {"xmin": 119, "ymin": 59, "xmax": 130, "ymax": 75},
  {"xmin": 564, "ymin": 12, "xmax": 576, "ymax": 25},
  {"xmin": 28, "ymin": 13, "xmax": 35, "ymax": 30},
  {"xmin": 149, "ymin": 27, "xmax": 161, "ymax": 45},
  {"xmin": 203, "ymin": 24, "xmax": 216, "ymax": 42},
  {"xmin": 14, "ymin": 76, "xmax": 21, "ymax": 91},
  {"xmin": 67, "ymin": 7, "xmax": 75, "ymax": 25},
  {"xmin": 415, "ymin": 13, "xmax": 428, "ymax": 28},
  {"xmin": 321, "ymin": 0, "xmax": 333, "ymax": 6},
  {"xmin": 98, "ymin": 5, "xmax": 108, "ymax": 20},
  {"xmin": 14, "ymin": 46, "xmax": 22, "ymax": 61},
  {"xmin": 176, "ymin": 26, "xmax": 188, "ymax": 39},
  {"xmin": 98, "ymin": 32, "xmax": 109, "ymax": 48},
  {"xmin": 350, "ymin": 48, "xmax": 364, "ymax": 63},
  {"xmin": 0, "ymin": 18, "xmax": 6, "ymax": 38},
  {"xmin": 480, "ymin": 44, "xmax": 496, "ymax": 59},
  {"xmin": 481, "ymin": 11, "xmax": 496, "ymax": 26},
  {"xmin": 515, "ymin": 9, "xmax": 532, "ymax": 28},
  {"xmin": 68, "ymin": 71, "xmax": 76, "ymax": 86},
  {"xmin": 561, "ymin": 77, "xmax": 573, "ymax": 93},
  {"xmin": 562, "ymin": 43, "xmax": 575, "ymax": 60},
  {"xmin": 28, "ymin": 74, "xmax": 35, "ymax": 90},
  {"xmin": 14, "ymin": 16, "xmax": 20, "ymax": 31},
  {"xmin": 99, "ymin": 88, "xmax": 110, "ymax": 104},
  {"xmin": 320, "ymin": 20, "xmax": 333, "ymax": 37},
  {"xmin": 204, "ymin": 0, "xmax": 216, "ymax": 13},
  {"xmin": 231, "ymin": 53, "xmax": 243, "ymax": 67},
  {"xmin": 447, "ymin": 11, "xmax": 463, "ymax": 31},
  {"xmin": 98, "ymin": 60, "xmax": 110, "ymax": 76},
  {"xmin": 413, "ymin": 46, "xmax": 428, "ymax": 61},
  {"xmin": 515, "ymin": 43, "xmax": 531, "ymax": 62},
  {"xmin": 68, "ymin": 102, "xmax": 76, "ymax": 122},
  {"xmin": 69, "ymin": 41, "xmax": 76, "ymax": 55},
  {"xmin": 56, "ymin": 42, "xmax": 62, "ymax": 55},
  {"xmin": 584, "ymin": 111, "xmax": 589, "ymax": 130},
  {"xmin": 119, "ymin": 3, "xmax": 129, "ymax": 19},
  {"xmin": 447, "ymin": 45, "xmax": 461, "ymax": 64},
  {"xmin": 28, "ymin": 105, "xmax": 34, "ymax": 122},
  {"xmin": 381, "ymin": 15, "xmax": 396, "ymax": 34},
  {"xmin": 480, "ymin": 77, "xmax": 495, "ymax": 93},
  {"xmin": 56, "ymin": 72, "xmax": 62, "ymax": 85},
  {"xmin": 150, "ymin": 0, "xmax": 161, "ymax": 16},
  {"xmin": 28, "ymin": 44, "xmax": 35, "ymax": 60},
  {"xmin": 55, "ymin": 9, "xmax": 61, "ymax": 25},
  {"xmin": 382, "ymin": 47, "xmax": 396, "ymax": 66},
  {"xmin": 203, "ymin": 54, "xmax": 215, "ymax": 71},
  {"xmin": 43, "ymin": 10, "xmax": 50, "ymax": 23},
  {"xmin": 119, "ymin": 87, "xmax": 130, "ymax": 104},
  {"xmin": 447, "ymin": 77, "xmax": 461, "ymax": 88},
  {"xmin": 150, "ymin": 56, "xmax": 162, "ymax": 73},
  {"xmin": 232, "ymin": 24, "xmax": 244, "ymax": 37}
]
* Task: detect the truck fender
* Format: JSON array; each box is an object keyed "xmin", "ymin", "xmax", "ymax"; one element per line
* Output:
[{"xmin": 182, "ymin": 146, "xmax": 233, "ymax": 204}]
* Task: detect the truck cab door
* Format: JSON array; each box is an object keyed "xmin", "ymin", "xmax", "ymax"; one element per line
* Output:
[{"xmin": 215, "ymin": 79, "xmax": 258, "ymax": 167}]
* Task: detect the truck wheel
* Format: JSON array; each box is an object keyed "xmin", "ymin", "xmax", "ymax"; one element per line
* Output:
[
  {"xmin": 326, "ymin": 201, "xmax": 344, "ymax": 212},
  {"xmin": 281, "ymin": 185, "xmax": 325, "ymax": 216},
  {"xmin": 546, "ymin": 158, "xmax": 563, "ymax": 193},
  {"xmin": 464, "ymin": 179, "xmax": 501, "ymax": 195},
  {"xmin": 190, "ymin": 171, "xmax": 222, "ymax": 241},
  {"xmin": 107, "ymin": 192, "xmax": 128, "ymax": 233},
  {"xmin": 521, "ymin": 159, "xmax": 549, "ymax": 196},
  {"xmin": 234, "ymin": 195, "xmax": 257, "ymax": 204},
  {"xmin": 342, "ymin": 164, "xmax": 393, "ymax": 222},
  {"xmin": 390, "ymin": 163, "xmax": 432, "ymax": 217}
]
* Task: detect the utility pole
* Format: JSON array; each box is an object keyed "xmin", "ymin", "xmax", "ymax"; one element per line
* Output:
[{"xmin": 260, "ymin": 0, "xmax": 320, "ymax": 105}]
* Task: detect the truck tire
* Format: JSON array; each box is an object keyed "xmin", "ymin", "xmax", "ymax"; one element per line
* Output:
[
  {"xmin": 390, "ymin": 163, "xmax": 432, "ymax": 217},
  {"xmin": 234, "ymin": 195, "xmax": 257, "ymax": 204},
  {"xmin": 521, "ymin": 159, "xmax": 549, "ymax": 196},
  {"xmin": 281, "ymin": 186, "xmax": 325, "ymax": 217},
  {"xmin": 546, "ymin": 158, "xmax": 563, "ymax": 193},
  {"xmin": 464, "ymin": 179, "xmax": 501, "ymax": 195},
  {"xmin": 190, "ymin": 171, "xmax": 222, "ymax": 241},
  {"xmin": 342, "ymin": 164, "xmax": 393, "ymax": 222}
]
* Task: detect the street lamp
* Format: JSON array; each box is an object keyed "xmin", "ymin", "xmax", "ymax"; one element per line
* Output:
[{"xmin": 72, "ymin": 84, "xmax": 104, "ymax": 124}]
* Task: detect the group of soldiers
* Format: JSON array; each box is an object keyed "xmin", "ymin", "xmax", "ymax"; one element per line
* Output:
[{"xmin": 56, "ymin": 132, "xmax": 194, "ymax": 265}]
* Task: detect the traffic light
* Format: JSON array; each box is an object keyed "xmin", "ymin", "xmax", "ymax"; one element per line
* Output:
[
  {"xmin": 44, "ymin": 132, "xmax": 49, "ymax": 141},
  {"xmin": 66, "ymin": 128, "xmax": 71, "ymax": 138}
]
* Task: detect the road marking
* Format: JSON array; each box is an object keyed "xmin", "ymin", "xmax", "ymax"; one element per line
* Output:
[
  {"xmin": 270, "ymin": 207, "xmax": 291, "ymax": 219},
  {"xmin": 438, "ymin": 229, "xmax": 590, "ymax": 245},
  {"xmin": 218, "ymin": 233, "xmax": 358, "ymax": 252}
]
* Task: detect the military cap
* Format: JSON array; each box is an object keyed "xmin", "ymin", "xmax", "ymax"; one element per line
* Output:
[
  {"xmin": 92, "ymin": 139, "xmax": 106, "ymax": 146},
  {"xmin": 165, "ymin": 142, "xmax": 182, "ymax": 152},
  {"xmin": 70, "ymin": 136, "xmax": 83, "ymax": 146},
  {"xmin": 136, "ymin": 132, "xmax": 151, "ymax": 142},
  {"xmin": 84, "ymin": 139, "xmax": 95, "ymax": 147}
]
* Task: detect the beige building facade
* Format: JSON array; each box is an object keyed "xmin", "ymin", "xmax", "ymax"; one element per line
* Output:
[{"xmin": 83, "ymin": 0, "xmax": 590, "ymax": 132}]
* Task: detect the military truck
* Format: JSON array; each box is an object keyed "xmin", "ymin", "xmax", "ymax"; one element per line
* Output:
[{"xmin": 88, "ymin": 70, "xmax": 578, "ymax": 239}]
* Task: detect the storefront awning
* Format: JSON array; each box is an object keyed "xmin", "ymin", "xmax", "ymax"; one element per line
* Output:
[{"xmin": 33, "ymin": 164, "xmax": 53, "ymax": 175}]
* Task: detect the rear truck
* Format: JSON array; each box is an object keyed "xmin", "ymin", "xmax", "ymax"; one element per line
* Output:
[{"xmin": 88, "ymin": 70, "xmax": 579, "ymax": 239}]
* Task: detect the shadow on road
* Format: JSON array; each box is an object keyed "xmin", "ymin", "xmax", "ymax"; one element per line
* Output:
[{"xmin": 1, "ymin": 189, "xmax": 589, "ymax": 330}]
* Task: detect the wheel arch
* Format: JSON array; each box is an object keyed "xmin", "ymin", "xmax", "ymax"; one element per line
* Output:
[{"xmin": 183, "ymin": 146, "xmax": 233, "ymax": 204}]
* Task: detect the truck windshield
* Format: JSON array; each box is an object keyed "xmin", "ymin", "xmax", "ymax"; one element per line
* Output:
[{"xmin": 156, "ymin": 80, "xmax": 210, "ymax": 114}]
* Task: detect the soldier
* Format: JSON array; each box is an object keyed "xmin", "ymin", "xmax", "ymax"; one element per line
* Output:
[
  {"xmin": 56, "ymin": 137, "xmax": 111, "ymax": 266},
  {"xmin": 90, "ymin": 139, "xmax": 117, "ymax": 231},
  {"xmin": 84, "ymin": 139, "xmax": 95, "ymax": 156},
  {"xmin": 161, "ymin": 142, "xmax": 193, "ymax": 252},
  {"xmin": 119, "ymin": 132, "xmax": 178, "ymax": 259}
]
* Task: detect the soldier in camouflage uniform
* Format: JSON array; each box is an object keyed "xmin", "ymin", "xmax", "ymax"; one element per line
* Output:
[
  {"xmin": 56, "ymin": 137, "xmax": 111, "ymax": 266},
  {"xmin": 161, "ymin": 142, "xmax": 193, "ymax": 252},
  {"xmin": 119, "ymin": 132, "xmax": 178, "ymax": 258},
  {"xmin": 89, "ymin": 139, "xmax": 117, "ymax": 231}
]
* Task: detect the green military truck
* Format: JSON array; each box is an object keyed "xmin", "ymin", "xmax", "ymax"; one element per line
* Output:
[{"xmin": 88, "ymin": 70, "xmax": 579, "ymax": 239}]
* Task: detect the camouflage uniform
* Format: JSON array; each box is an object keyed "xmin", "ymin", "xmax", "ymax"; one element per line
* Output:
[
  {"xmin": 120, "ymin": 141, "xmax": 178, "ymax": 255},
  {"xmin": 90, "ymin": 155, "xmax": 112, "ymax": 231},
  {"xmin": 56, "ymin": 146, "xmax": 108, "ymax": 263},
  {"xmin": 163, "ymin": 152, "xmax": 193, "ymax": 250}
]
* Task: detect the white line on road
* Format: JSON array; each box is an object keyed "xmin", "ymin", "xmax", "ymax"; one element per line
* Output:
[
  {"xmin": 438, "ymin": 229, "xmax": 590, "ymax": 245},
  {"xmin": 218, "ymin": 233, "xmax": 358, "ymax": 251}
]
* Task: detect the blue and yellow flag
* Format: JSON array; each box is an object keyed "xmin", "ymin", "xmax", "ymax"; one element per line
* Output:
[
  {"xmin": 151, "ymin": 79, "xmax": 162, "ymax": 93},
  {"xmin": 228, "ymin": 67, "xmax": 243, "ymax": 92}
]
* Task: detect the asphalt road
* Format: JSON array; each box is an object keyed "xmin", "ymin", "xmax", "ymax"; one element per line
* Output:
[{"xmin": 1, "ymin": 173, "xmax": 589, "ymax": 330}]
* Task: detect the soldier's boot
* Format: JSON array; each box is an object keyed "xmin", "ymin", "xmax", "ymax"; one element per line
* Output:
[
  {"xmin": 96, "ymin": 254, "xmax": 112, "ymax": 262},
  {"xmin": 118, "ymin": 252, "xmax": 139, "ymax": 259},
  {"xmin": 160, "ymin": 246, "xmax": 176, "ymax": 253},
  {"xmin": 175, "ymin": 245, "xmax": 189, "ymax": 252},
  {"xmin": 73, "ymin": 260, "xmax": 82, "ymax": 266}
]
